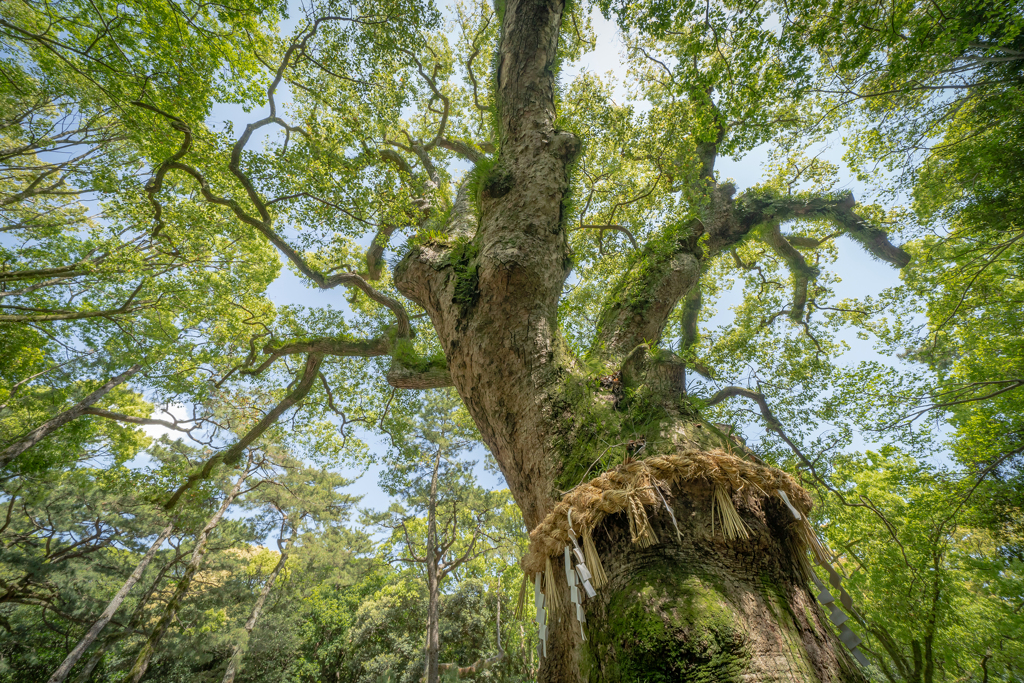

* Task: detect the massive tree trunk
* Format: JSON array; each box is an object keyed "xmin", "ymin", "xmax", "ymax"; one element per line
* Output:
[
  {"xmin": 579, "ymin": 482, "xmax": 862, "ymax": 681},
  {"xmin": 389, "ymin": 1, "xmax": 905, "ymax": 680}
]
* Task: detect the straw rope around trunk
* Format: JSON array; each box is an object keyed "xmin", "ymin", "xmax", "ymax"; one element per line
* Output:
[
  {"xmin": 521, "ymin": 448, "xmax": 812, "ymax": 575},
  {"xmin": 518, "ymin": 447, "xmax": 872, "ymax": 668}
]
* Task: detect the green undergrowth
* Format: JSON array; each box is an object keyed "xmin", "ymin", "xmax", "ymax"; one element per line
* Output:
[
  {"xmin": 448, "ymin": 238, "xmax": 480, "ymax": 311},
  {"xmin": 389, "ymin": 336, "xmax": 446, "ymax": 374}
]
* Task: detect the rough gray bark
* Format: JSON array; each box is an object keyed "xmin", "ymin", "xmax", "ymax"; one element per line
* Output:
[
  {"xmin": 47, "ymin": 521, "xmax": 175, "ymax": 683},
  {"xmin": 220, "ymin": 542, "xmax": 289, "ymax": 683},
  {"xmin": 0, "ymin": 363, "xmax": 142, "ymax": 468},
  {"xmin": 122, "ymin": 470, "xmax": 248, "ymax": 683}
]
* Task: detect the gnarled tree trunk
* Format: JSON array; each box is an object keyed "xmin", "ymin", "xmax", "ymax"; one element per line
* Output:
[{"xmin": 390, "ymin": 1, "xmax": 906, "ymax": 680}]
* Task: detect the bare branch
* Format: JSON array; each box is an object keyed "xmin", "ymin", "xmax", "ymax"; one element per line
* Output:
[
  {"xmin": 706, "ymin": 386, "xmax": 915, "ymax": 571},
  {"xmin": 574, "ymin": 224, "xmax": 639, "ymax": 250}
]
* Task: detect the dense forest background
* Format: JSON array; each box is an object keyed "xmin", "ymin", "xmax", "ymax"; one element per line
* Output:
[{"xmin": 1, "ymin": 0, "xmax": 1022, "ymax": 680}]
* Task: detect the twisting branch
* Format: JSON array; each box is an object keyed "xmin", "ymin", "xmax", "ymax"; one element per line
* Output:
[
  {"xmin": 242, "ymin": 336, "xmax": 391, "ymax": 377},
  {"xmin": 132, "ymin": 101, "xmax": 192, "ymax": 237},
  {"xmin": 379, "ymin": 148, "xmax": 415, "ymax": 177},
  {"xmin": 437, "ymin": 137, "xmax": 485, "ymax": 164},
  {"xmin": 462, "ymin": 7, "xmax": 494, "ymax": 115},
  {"xmin": 761, "ymin": 221, "xmax": 818, "ymax": 321},
  {"xmin": 710, "ymin": 190, "xmax": 910, "ymax": 268},
  {"xmin": 591, "ymin": 219, "xmax": 702, "ymax": 359},
  {"xmin": 135, "ymin": 44, "xmax": 414, "ymax": 338},
  {"xmin": 408, "ymin": 55, "xmax": 450, "ymax": 153},
  {"xmin": 322, "ymin": 272, "xmax": 411, "ymax": 337},
  {"xmin": 162, "ymin": 354, "xmax": 324, "ymax": 510},
  {"xmin": 828, "ymin": 197, "xmax": 911, "ymax": 267}
]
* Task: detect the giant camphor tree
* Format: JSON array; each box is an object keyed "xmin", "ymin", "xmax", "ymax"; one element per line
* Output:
[{"xmin": 10, "ymin": 0, "xmax": 1022, "ymax": 680}]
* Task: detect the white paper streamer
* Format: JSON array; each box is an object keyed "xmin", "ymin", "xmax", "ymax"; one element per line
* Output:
[
  {"xmin": 808, "ymin": 529, "xmax": 869, "ymax": 668},
  {"xmin": 534, "ymin": 572, "xmax": 546, "ymax": 658},
  {"xmin": 776, "ymin": 489, "xmax": 803, "ymax": 520}
]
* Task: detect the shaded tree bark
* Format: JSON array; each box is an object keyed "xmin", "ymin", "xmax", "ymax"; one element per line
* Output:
[{"xmin": 580, "ymin": 483, "xmax": 864, "ymax": 681}]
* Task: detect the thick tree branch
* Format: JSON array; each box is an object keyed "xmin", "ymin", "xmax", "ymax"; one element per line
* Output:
[
  {"xmin": 679, "ymin": 284, "xmax": 702, "ymax": 352},
  {"xmin": 761, "ymin": 221, "xmax": 819, "ymax": 320},
  {"xmin": 245, "ymin": 337, "xmax": 391, "ymax": 377},
  {"xmin": 79, "ymin": 409, "xmax": 197, "ymax": 433},
  {"xmin": 135, "ymin": 29, "xmax": 415, "ymax": 338},
  {"xmin": 386, "ymin": 363, "xmax": 453, "ymax": 389},
  {"xmin": 709, "ymin": 190, "xmax": 910, "ymax": 269},
  {"xmin": 437, "ymin": 137, "xmax": 485, "ymax": 164},
  {"xmin": 591, "ymin": 219, "xmax": 702, "ymax": 359}
]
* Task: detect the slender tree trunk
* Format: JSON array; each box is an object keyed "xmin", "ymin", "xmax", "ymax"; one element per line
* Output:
[
  {"xmin": 0, "ymin": 363, "xmax": 141, "ymax": 467},
  {"xmin": 69, "ymin": 537, "xmax": 187, "ymax": 683},
  {"xmin": 220, "ymin": 542, "xmax": 289, "ymax": 683},
  {"xmin": 424, "ymin": 448, "xmax": 442, "ymax": 683},
  {"xmin": 72, "ymin": 640, "xmax": 112, "ymax": 683},
  {"xmin": 121, "ymin": 471, "xmax": 247, "ymax": 683},
  {"xmin": 47, "ymin": 521, "xmax": 175, "ymax": 683}
]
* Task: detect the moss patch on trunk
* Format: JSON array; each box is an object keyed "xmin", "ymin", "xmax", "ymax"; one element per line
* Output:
[{"xmin": 581, "ymin": 564, "xmax": 749, "ymax": 682}]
